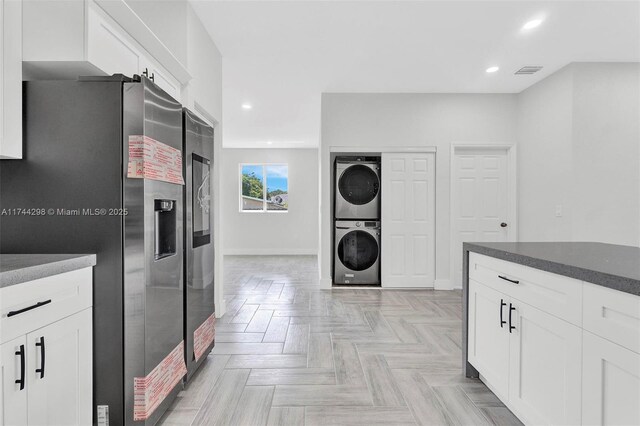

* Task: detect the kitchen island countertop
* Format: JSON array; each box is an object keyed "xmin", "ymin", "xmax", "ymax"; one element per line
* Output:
[
  {"xmin": 462, "ymin": 241, "xmax": 639, "ymax": 378},
  {"xmin": 0, "ymin": 254, "xmax": 96, "ymax": 288},
  {"xmin": 463, "ymin": 241, "xmax": 640, "ymax": 296}
]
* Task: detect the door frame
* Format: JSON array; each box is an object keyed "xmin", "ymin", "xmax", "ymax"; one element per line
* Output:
[{"xmin": 449, "ymin": 143, "xmax": 517, "ymax": 289}]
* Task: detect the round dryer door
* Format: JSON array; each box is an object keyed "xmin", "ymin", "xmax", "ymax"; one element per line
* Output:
[
  {"xmin": 338, "ymin": 165, "xmax": 379, "ymax": 205},
  {"xmin": 337, "ymin": 230, "xmax": 379, "ymax": 271}
]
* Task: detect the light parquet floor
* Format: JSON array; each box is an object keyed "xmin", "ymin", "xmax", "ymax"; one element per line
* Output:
[{"xmin": 159, "ymin": 255, "xmax": 522, "ymax": 426}]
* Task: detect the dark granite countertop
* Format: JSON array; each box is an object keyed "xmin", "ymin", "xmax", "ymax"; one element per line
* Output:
[
  {"xmin": 464, "ymin": 242, "xmax": 640, "ymax": 296},
  {"xmin": 0, "ymin": 254, "xmax": 96, "ymax": 289}
]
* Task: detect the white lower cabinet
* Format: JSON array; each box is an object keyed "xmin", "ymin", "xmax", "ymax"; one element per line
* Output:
[
  {"xmin": 26, "ymin": 309, "xmax": 92, "ymax": 425},
  {"xmin": 1, "ymin": 336, "xmax": 28, "ymax": 425},
  {"xmin": 468, "ymin": 280, "xmax": 510, "ymax": 399},
  {"xmin": 468, "ymin": 254, "xmax": 640, "ymax": 426},
  {"xmin": 0, "ymin": 309, "xmax": 92, "ymax": 426},
  {"xmin": 508, "ymin": 301, "xmax": 582, "ymax": 425},
  {"xmin": 0, "ymin": 267, "xmax": 93, "ymax": 425},
  {"xmin": 582, "ymin": 331, "xmax": 640, "ymax": 426},
  {"xmin": 468, "ymin": 278, "xmax": 582, "ymax": 425}
]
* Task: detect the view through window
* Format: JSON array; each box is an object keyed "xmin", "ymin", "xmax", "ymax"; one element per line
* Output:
[{"xmin": 241, "ymin": 164, "xmax": 288, "ymax": 212}]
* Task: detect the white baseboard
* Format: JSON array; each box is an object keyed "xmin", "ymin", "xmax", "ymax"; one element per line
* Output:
[
  {"xmin": 215, "ymin": 298, "xmax": 226, "ymax": 318},
  {"xmin": 320, "ymin": 278, "xmax": 332, "ymax": 289},
  {"xmin": 434, "ymin": 279, "xmax": 455, "ymax": 290},
  {"xmin": 223, "ymin": 248, "xmax": 318, "ymax": 256}
]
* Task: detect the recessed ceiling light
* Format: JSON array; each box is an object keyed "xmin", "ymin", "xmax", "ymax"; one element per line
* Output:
[
  {"xmin": 486, "ymin": 66, "xmax": 500, "ymax": 73},
  {"xmin": 522, "ymin": 18, "xmax": 543, "ymax": 30},
  {"xmin": 241, "ymin": 103, "xmax": 252, "ymax": 110},
  {"xmin": 266, "ymin": 141, "xmax": 273, "ymax": 145}
]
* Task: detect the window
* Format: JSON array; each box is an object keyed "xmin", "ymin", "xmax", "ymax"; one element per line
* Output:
[{"xmin": 240, "ymin": 164, "xmax": 288, "ymax": 212}]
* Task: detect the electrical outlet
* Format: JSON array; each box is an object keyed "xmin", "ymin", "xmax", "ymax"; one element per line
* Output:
[{"xmin": 555, "ymin": 205, "xmax": 563, "ymax": 217}]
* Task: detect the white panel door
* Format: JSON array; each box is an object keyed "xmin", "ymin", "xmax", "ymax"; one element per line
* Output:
[
  {"xmin": 1, "ymin": 336, "xmax": 28, "ymax": 426},
  {"xmin": 583, "ymin": 331, "xmax": 640, "ymax": 426},
  {"xmin": 27, "ymin": 308, "xmax": 92, "ymax": 426},
  {"xmin": 452, "ymin": 148, "xmax": 513, "ymax": 287},
  {"xmin": 508, "ymin": 301, "xmax": 582, "ymax": 426},
  {"xmin": 381, "ymin": 152, "xmax": 435, "ymax": 288}
]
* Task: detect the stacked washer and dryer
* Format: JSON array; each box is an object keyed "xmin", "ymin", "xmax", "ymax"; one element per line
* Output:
[{"xmin": 334, "ymin": 157, "xmax": 382, "ymax": 285}]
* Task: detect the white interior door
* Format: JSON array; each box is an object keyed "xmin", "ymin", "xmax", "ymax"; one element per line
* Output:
[
  {"xmin": 451, "ymin": 147, "xmax": 514, "ymax": 288},
  {"xmin": 381, "ymin": 152, "xmax": 435, "ymax": 288}
]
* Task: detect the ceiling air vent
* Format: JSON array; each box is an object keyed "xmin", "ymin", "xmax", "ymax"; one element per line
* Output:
[{"xmin": 515, "ymin": 66, "xmax": 543, "ymax": 75}]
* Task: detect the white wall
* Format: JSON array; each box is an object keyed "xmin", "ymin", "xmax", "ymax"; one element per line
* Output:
[
  {"xmin": 517, "ymin": 65, "xmax": 574, "ymax": 241},
  {"xmin": 517, "ymin": 63, "xmax": 640, "ymax": 246},
  {"xmin": 571, "ymin": 63, "xmax": 640, "ymax": 245},
  {"xmin": 320, "ymin": 93, "xmax": 519, "ymax": 288},
  {"xmin": 222, "ymin": 148, "xmax": 319, "ymax": 255}
]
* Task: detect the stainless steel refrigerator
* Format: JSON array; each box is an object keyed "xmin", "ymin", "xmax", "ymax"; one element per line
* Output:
[
  {"xmin": 183, "ymin": 109, "xmax": 216, "ymax": 381},
  {"xmin": 0, "ymin": 76, "xmax": 185, "ymax": 425}
]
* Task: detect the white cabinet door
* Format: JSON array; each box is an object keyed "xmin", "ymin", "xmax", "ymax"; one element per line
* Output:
[
  {"xmin": 27, "ymin": 309, "xmax": 92, "ymax": 426},
  {"xmin": 146, "ymin": 57, "xmax": 182, "ymax": 102},
  {"xmin": 1, "ymin": 336, "xmax": 28, "ymax": 426},
  {"xmin": 583, "ymin": 331, "xmax": 640, "ymax": 426},
  {"xmin": 381, "ymin": 152, "xmax": 435, "ymax": 288},
  {"xmin": 467, "ymin": 280, "xmax": 510, "ymax": 400},
  {"xmin": 508, "ymin": 301, "xmax": 582, "ymax": 426},
  {"xmin": 87, "ymin": 3, "xmax": 144, "ymax": 78},
  {"xmin": 1, "ymin": 0, "xmax": 22, "ymax": 159}
]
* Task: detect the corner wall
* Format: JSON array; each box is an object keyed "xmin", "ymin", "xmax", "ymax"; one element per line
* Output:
[{"xmin": 517, "ymin": 63, "xmax": 640, "ymax": 246}]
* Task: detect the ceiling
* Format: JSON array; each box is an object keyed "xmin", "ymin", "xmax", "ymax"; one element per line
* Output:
[{"xmin": 190, "ymin": 1, "xmax": 640, "ymax": 148}]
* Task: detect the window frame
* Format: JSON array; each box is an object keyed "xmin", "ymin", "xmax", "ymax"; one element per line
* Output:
[{"xmin": 239, "ymin": 163, "xmax": 289, "ymax": 213}]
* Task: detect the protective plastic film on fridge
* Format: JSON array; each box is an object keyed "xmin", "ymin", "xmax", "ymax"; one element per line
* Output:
[
  {"xmin": 0, "ymin": 76, "xmax": 186, "ymax": 425},
  {"xmin": 183, "ymin": 109, "xmax": 216, "ymax": 381}
]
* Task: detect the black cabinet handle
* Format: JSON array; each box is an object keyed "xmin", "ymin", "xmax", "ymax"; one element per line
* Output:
[
  {"xmin": 509, "ymin": 304, "xmax": 516, "ymax": 333},
  {"xmin": 500, "ymin": 299, "xmax": 507, "ymax": 328},
  {"xmin": 7, "ymin": 299, "xmax": 52, "ymax": 317},
  {"xmin": 498, "ymin": 275, "xmax": 520, "ymax": 285},
  {"xmin": 150, "ymin": 72, "xmax": 155, "ymax": 82},
  {"xmin": 15, "ymin": 345, "xmax": 25, "ymax": 390},
  {"xmin": 35, "ymin": 337, "xmax": 45, "ymax": 379}
]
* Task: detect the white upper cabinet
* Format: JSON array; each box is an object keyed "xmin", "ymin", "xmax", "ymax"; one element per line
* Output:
[
  {"xmin": 1, "ymin": 0, "xmax": 23, "ymax": 159},
  {"xmin": 22, "ymin": 0, "xmax": 189, "ymax": 102}
]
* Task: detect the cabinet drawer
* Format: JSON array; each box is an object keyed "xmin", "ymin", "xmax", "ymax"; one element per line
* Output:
[
  {"xmin": 0, "ymin": 268, "xmax": 92, "ymax": 345},
  {"xmin": 469, "ymin": 253, "xmax": 582, "ymax": 326},
  {"xmin": 583, "ymin": 282, "xmax": 640, "ymax": 354}
]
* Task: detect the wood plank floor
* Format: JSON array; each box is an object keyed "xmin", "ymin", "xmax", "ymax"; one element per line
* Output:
[{"xmin": 159, "ymin": 255, "xmax": 521, "ymax": 426}]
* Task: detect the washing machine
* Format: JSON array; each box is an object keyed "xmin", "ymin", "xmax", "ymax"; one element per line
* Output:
[
  {"xmin": 334, "ymin": 220, "xmax": 381, "ymax": 285},
  {"xmin": 335, "ymin": 158, "xmax": 380, "ymax": 219}
]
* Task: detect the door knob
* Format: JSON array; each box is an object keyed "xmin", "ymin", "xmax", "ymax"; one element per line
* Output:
[{"xmin": 500, "ymin": 222, "xmax": 508, "ymax": 228}]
